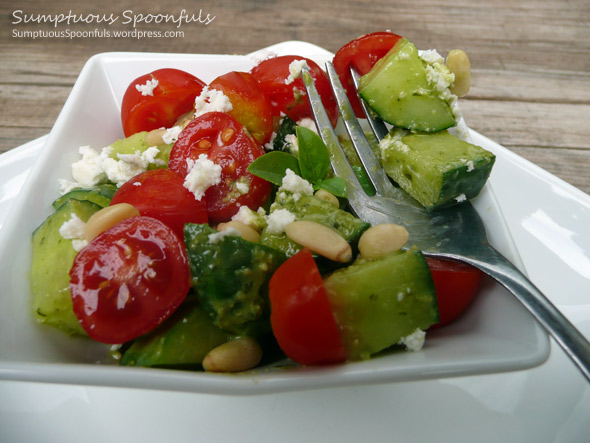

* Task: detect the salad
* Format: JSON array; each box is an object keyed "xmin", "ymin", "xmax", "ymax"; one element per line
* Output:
[{"xmin": 30, "ymin": 31, "xmax": 491, "ymax": 373}]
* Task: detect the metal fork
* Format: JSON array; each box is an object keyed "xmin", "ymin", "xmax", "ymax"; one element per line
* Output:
[{"xmin": 302, "ymin": 63, "xmax": 590, "ymax": 383}]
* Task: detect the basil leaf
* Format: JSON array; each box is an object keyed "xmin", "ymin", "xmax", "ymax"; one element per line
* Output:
[
  {"xmin": 247, "ymin": 151, "xmax": 300, "ymax": 186},
  {"xmin": 314, "ymin": 177, "xmax": 347, "ymax": 198},
  {"xmin": 296, "ymin": 126, "xmax": 330, "ymax": 183}
]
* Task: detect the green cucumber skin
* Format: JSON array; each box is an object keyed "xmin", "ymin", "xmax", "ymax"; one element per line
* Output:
[
  {"xmin": 30, "ymin": 199, "xmax": 101, "ymax": 336},
  {"xmin": 359, "ymin": 38, "xmax": 456, "ymax": 133},
  {"xmin": 324, "ymin": 248, "xmax": 438, "ymax": 361},
  {"xmin": 381, "ymin": 130, "xmax": 496, "ymax": 209},
  {"xmin": 120, "ymin": 301, "xmax": 232, "ymax": 368},
  {"xmin": 184, "ymin": 223, "xmax": 286, "ymax": 336},
  {"xmin": 52, "ymin": 183, "xmax": 117, "ymax": 210}
]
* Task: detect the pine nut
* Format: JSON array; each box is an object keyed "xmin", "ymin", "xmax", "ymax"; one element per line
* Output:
[
  {"xmin": 202, "ymin": 337, "xmax": 262, "ymax": 373},
  {"xmin": 174, "ymin": 111, "xmax": 193, "ymax": 128},
  {"xmin": 358, "ymin": 223, "xmax": 409, "ymax": 259},
  {"xmin": 145, "ymin": 128, "xmax": 167, "ymax": 146},
  {"xmin": 83, "ymin": 203, "xmax": 140, "ymax": 242},
  {"xmin": 285, "ymin": 220, "xmax": 352, "ymax": 262},
  {"xmin": 446, "ymin": 49, "xmax": 471, "ymax": 98},
  {"xmin": 217, "ymin": 221, "xmax": 260, "ymax": 243},
  {"xmin": 314, "ymin": 189, "xmax": 339, "ymax": 208}
]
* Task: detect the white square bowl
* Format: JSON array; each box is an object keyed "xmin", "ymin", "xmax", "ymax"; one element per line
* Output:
[{"xmin": 0, "ymin": 42, "xmax": 549, "ymax": 395}]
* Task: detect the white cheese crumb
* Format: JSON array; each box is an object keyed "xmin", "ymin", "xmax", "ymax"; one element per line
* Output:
[
  {"xmin": 419, "ymin": 49, "xmax": 445, "ymax": 65},
  {"xmin": 285, "ymin": 59, "xmax": 308, "ymax": 85},
  {"xmin": 208, "ymin": 227, "xmax": 241, "ymax": 244},
  {"xmin": 250, "ymin": 49, "xmax": 277, "ymax": 66},
  {"xmin": 103, "ymin": 146, "xmax": 162, "ymax": 187},
  {"xmin": 235, "ymin": 180, "xmax": 250, "ymax": 194},
  {"xmin": 133, "ymin": 181, "xmax": 142, "ymax": 186},
  {"xmin": 280, "ymin": 168, "xmax": 314, "ymax": 197},
  {"xmin": 284, "ymin": 134, "xmax": 299, "ymax": 155},
  {"xmin": 266, "ymin": 209, "xmax": 296, "ymax": 234},
  {"xmin": 455, "ymin": 193, "xmax": 467, "ymax": 203},
  {"xmin": 399, "ymin": 329, "xmax": 426, "ymax": 352},
  {"xmin": 231, "ymin": 205, "xmax": 265, "ymax": 230},
  {"xmin": 183, "ymin": 154, "xmax": 222, "ymax": 200},
  {"xmin": 135, "ymin": 78, "xmax": 158, "ymax": 96},
  {"xmin": 71, "ymin": 145, "xmax": 107, "ymax": 188},
  {"xmin": 58, "ymin": 213, "xmax": 88, "ymax": 252},
  {"xmin": 297, "ymin": 118, "xmax": 318, "ymax": 134},
  {"xmin": 162, "ymin": 125, "xmax": 183, "ymax": 144},
  {"xmin": 466, "ymin": 160, "xmax": 475, "ymax": 172},
  {"xmin": 194, "ymin": 86, "xmax": 233, "ymax": 118},
  {"xmin": 264, "ymin": 131, "xmax": 277, "ymax": 151}
]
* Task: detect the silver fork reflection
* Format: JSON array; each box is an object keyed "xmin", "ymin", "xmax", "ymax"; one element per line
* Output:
[{"xmin": 302, "ymin": 63, "xmax": 590, "ymax": 383}]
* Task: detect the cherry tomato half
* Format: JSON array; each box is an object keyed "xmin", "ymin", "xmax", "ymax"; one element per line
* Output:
[
  {"xmin": 333, "ymin": 31, "xmax": 402, "ymax": 117},
  {"xmin": 168, "ymin": 112, "xmax": 271, "ymax": 224},
  {"xmin": 269, "ymin": 248, "xmax": 347, "ymax": 365},
  {"xmin": 70, "ymin": 216, "xmax": 191, "ymax": 344},
  {"xmin": 426, "ymin": 257, "xmax": 484, "ymax": 328},
  {"xmin": 110, "ymin": 169, "xmax": 208, "ymax": 239},
  {"xmin": 251, "ymin": 56, "xmax": 338, "ymax": 127},
  {"xmin": 209, "ymin": 71, "xmax": 274, "ymax": 145},
  {"xmin": 121, "ymin": 68, "xmax": 205, "ymax": 137}
]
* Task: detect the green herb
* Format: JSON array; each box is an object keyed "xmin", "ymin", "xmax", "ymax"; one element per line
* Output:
[
  {"xmin": 247, "ymin": 151, "xmax": 301, "ymax": 186},
  {"xmin": 314, "ymin": 177, "xmax": 347, "ymax": 198},
  {"xmin": 296, "ymin": 126, "xmax": 330, "ymax": 184},
  {"xmin": 273, "ymin": 116, "xmax": 298, "ymax": 151}
]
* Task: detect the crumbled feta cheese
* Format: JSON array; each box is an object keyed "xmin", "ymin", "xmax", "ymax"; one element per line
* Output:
[
  {"xmin": 466, "ymin": 160, "xmax": 475, "ymax": 172},
  {"xmin": 194, "ymin": 86, "xmax": 233, "ymax": 118},
  {"xmin": 133, "ymin": 181, "xmax": 142, "ymax": 186},
  {"xmin": 208, "ymin": 227, "xmax": 241, "ymax": 244},
  {"xmin": 284, "ymin": 134, "xmax": 299, "ymax": 155},
  {"xmin": 266, "ymin": 208, "xmax": 296, "ymax": 234},
  {"xmin": 103, "ymin": 146, "xmax": 162, "ymax": 187},
  {"xmin": 59, "ymin": 213, "xmax": 88, "ymax": 252},
  {"xmin": 235, "ymin": 180, "xmax": 250, "ymax": 194},
  {"xmin": 183, "ymin": 154, "xmax": 222, "ymax": 200},
  {"xmin": 135, "ymin": 78, "xmax": 158, "ymax": 96},
  {"xmin": 71, "ymin": 145, "xmax": 107, "ymax": 188},
  {"xmin": 419, "ymin": 49, "xmax": 445, "ymax": 65},
  {"xmin": 264, "ymin": 131, "xmax": 277, "ymax": 151},
  {"xmin": 455, "ymin": 193, "xmax": 467, "ymax": 203},
  {"xmin": 231, "ymin": 205, "xmax": 266, "ymax": 230},
  {"xmin": 162, "ymin": 125, "xmax": 183, "ymax": 144},
  {"xmin": 399, "ymin": 329, "xmax": 426, "ymax": 352},
  {"xmin": 280, "ymin": 169, "xmax": 313, "ymax": 198},
  {"xmin": 285, "ymin": 59, "xmax": 308, "ymax": 85},
  {"xmin": 250, "ymin": 49, "xmax": 277, "ymax": 66},
  {"xmin": 58, "ymin": 179, "xmax": 80, "ymax": 194},
  {"xmin": 297, "ymin": 118, "xmax": 318, "ymax": 134}
]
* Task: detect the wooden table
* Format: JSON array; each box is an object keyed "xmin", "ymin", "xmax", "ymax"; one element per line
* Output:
[{"xmin": 1, "ymin": 0, "xmax": 589, "ymax": 194}]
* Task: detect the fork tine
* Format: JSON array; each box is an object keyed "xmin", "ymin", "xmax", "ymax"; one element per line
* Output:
[
  {"xmin": 324, "ymin": 62, "xmax": 397, "ymax": 198},
  {"xmin": 301, "ymin": 67, "xmax": 366, "ymax": 199}
]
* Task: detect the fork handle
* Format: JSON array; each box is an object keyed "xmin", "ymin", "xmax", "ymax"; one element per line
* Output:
[{"xmin": 463, "ymin": 248, "xmax": 590, "ymax": 382}]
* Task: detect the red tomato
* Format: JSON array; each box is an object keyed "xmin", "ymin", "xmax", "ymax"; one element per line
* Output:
[
  {"xmin": 251, "ymin": 56, "xmax": 338, "ymax": 127},
  {"xmin": 121, "ymin": 68, "xmax": 205, "ymax": 137},
  {"xmin": 209, "ymin": 71, "xmax": 274, "ymax": 145},
  {"xmin": 426, "ymin": 257, "xmax": 484, "ymax": 328},
  {"xmin": 168, "ymin": 112, "xmax": 271, "ymax": 223},
  {"xmin": 110, "ymin": 169, "xmax": 208, "ymax": 239},
  {"xmin": 70, "ymin": 216, "xmax": 191, "ymax": 344},
  {"xmin": 269, "ymin": 248, "xmax": 347, "ymax": 365},
  {"xmin": 333, "ymin": 31, "xmax": 402, "ymax": 117}
]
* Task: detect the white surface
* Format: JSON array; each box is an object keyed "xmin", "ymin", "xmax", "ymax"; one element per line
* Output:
[{"xmin": 1, "ymin": 42, "xmax": 590, "ymax": 441}]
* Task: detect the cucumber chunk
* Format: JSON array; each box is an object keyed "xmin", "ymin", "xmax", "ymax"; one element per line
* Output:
[
  {"xmin": 380, "ymin": 129, "xmax": 496, "ymax": 209},
  {"xmin": 120, "ymin": 301, "xmax": 232, "ymax": 368},
  {"xmin": 324, "ymin": 248, "xmax": 438, "ymax": 360},
  {"xmin": 108, "ymin": 131, "xmax": 172, "ymax": 168},
  {"xmin": 52, "ymin": 183, "xmax": 117, "ymax": 210},
  {"xmin": 30, "ymin": 199, "xmax": 101, "ymax": 335},
  {"xmin": 184, "ymin": 223, "xmax": 286, "ymax": 336},
  {"xmin": 359, "ymin": 38, "xmax": 456, "ymax": 132}
]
